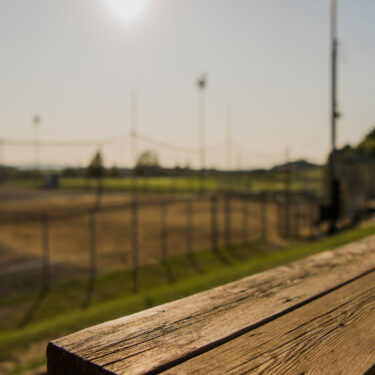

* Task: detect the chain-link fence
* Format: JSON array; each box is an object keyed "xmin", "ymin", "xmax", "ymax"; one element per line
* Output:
[{"xmin": 0, "ymin": 191, "xmax": 320, "ymax": 296}]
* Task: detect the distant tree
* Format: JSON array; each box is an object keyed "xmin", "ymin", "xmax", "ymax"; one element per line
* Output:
[
  {"xmin": 88, "ymin": 151, "xmax": 105, "ymax": 179},
  {"xmin": 340, "ymin": 144, "xmax": 354, "ymax": 155},
  {"xmin": 357, "ymin": 127, "xmax": 375, "ymax": 155},
  {"xmin": 88, "ymin": 150, "xmax": 105, "ymax": 207},
  {"xmin": 136, "ymin": 150, "xmax": 159, "ymax": 168},
  {"xmin": 108, "ymin": 165, "xmax": 121, "ymax": 178},
  {"xmin": 62, "ymin": 167, "xmax": 81, "ymax": 178},
  {"xmin": 339, "ymin": 126, "xmax": 375, "ymax": 156},
  {"xmin": 135, "ymin": 150, "xmax": 161, "ymax": 176}
]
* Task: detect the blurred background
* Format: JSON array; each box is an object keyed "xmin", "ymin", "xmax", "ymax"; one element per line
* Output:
[{"xmin": 0, "ymin": 1, "xmax": 374, "ymax": 374}]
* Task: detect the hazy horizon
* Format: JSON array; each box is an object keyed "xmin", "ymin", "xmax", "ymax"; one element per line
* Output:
[{"xmin": 1, "ymin": 0, "xmax": 374, "ymax": 169}]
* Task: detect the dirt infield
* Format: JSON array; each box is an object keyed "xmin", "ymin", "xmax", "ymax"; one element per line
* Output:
[{"xmin": 0, "ymin": 189, "xmax": 315, "ymax": 291}]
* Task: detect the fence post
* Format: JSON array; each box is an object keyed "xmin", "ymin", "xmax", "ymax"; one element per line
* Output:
[
  {"xmin": 301, "ymin": 198, "xmax": 305, "ymax": 235},
  {"xmin": 224, "ymin": 194, "xmax": 231, "ymax": 248},
  {"xmin": 300, "ymin": 197, "xmax": 306, "ymax": 231},
  {"xmin": 290, "ymin": 200, "xmax": 295, "ymax": 237},
  {"xmin": 186, "ymin": 199, "xmax": 194, "ymax": 257},
  {"xmin": 242, "ymin": 196, "xmax": 249, "ymax": 244},
  {"xmin": 294, "ymin": 199, "xmax": 300, "ymax": 237},
  {"xmin": 309, "ymin": 199, "xmax": 316, "ymax": 236},
  {"xmin": 88, "ymin": 209, "xmax": 97, "ymax": 284},
  {"xmin": 160, "ymin": 201, "xmax": 168, "ymax": 264},
  {"xmin": 211, "ymin": 195, "xmax": 218, "ymax": 251},
  {"xmin": 284, "ymin": 193, "xmax": 291, "ymax": 237},
  {"xmin": 41, "ymin": 213, "xmax": 50, "ymax": 291},
  {"xmin": 260, "ymin": 193, "xmax": 268, "ymax": 241},
  {"xmin": 276, "ymin": 199, "xmax": 283, "ymax": 238},
  {"xmin": 95, "ymin": 177, "xmax": 103, "ymax": 208},
  {"xmin": 131, "ymin": 199, "xmax": 139, "ymax": 292}
]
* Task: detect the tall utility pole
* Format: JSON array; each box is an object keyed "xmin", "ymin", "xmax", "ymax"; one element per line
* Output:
[
  {"xmin": 33, "ymin": 115, "xmax": 42, "ymax": 169},
  {"xmin": 226, "ymin": 104, "xmax": 232, "ymax": 171},
  {"xmin": 130, "ymin": 90, "xmax": 138, "ymax": 169},
  {"xmin": 196, "ymin": 74, "xmax": 207, "ymax": 172},
  {"xmin": 329, "ymin": 0, "xmax": 340, "ymax": 233}
]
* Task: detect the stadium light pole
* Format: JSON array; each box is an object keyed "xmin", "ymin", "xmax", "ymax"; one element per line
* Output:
[
  {"xmin": 33, "ymin": 115, "xmax": 42, "ymax": 170},
  {"xmin": 329, "ymin": 0, "xmax": 340, "ymax": 233},
  {"xmin": 226, "ymin": 104, "xmax": 232, "ymax": 171},
  {"xmin": 130, "ymin": 90, "xmax": 138, "ymax": 169},
  {"xmin": 196, "ymin": 74, "xmax": 207, "ymax": 172},
  {"xmin": 130, "ymin": 89, "xmax": 139, "ymax": 196}
]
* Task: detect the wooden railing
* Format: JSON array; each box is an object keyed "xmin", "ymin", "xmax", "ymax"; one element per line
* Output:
[{"xmin": 47, "ymin": 235, "xmax": 375, "ymax": 375}]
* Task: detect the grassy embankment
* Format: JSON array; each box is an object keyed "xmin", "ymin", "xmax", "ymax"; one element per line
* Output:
[{"xmin": 1, "ymin": 221, "xmax": 374, "ymax": 374}]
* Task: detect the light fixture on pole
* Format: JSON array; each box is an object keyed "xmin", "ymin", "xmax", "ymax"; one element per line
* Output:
[{"xmin": 196, "ymin": 74, "xmax": 207, "ymax": 172}]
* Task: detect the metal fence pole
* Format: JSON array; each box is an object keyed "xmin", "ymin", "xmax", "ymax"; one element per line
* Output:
[
  {"xmin": 303, "ymin": 198, "xmax": 309, "ymax": 236},
  {"xmin": 261, "ymin": 193, "xmax": 268, "ymax": 241},
  {"xmin": 301, "ymin": 198, "xmax": 306, "ymax": 235},
  {"xmin": 41, "ymin": 213, "xmax": 50, "ymax": 291},
  {"xmin": 186, "ymin": 199, "xmax": 194, "ymax": 256},
  {"xmin": 131, "ymin": 199, "xmax": 139, "ymax": 292},
  {"xmin": 88, "ymin": 209, "xmax": 97, "ymax": 284},
  {"xmin": 242, "ymin": 196, "xmax": 249, "ymax": 244},
  {"xmin": 284, "ymin": 193, "xmax": 291, "ymax": 237},
  {"xmin": 211, "ymin": 195, "xmax": 218, "ymax": 251},
  {"xmin": 96, "ymin": 177, "xmax": 103, "ymax": 208},
  {"xmin": 294, "ymin": 199, "xmax": 300, "ymax": 237},
  {"xmin": 224, "ymin": 194, "xmax": 231, "ymax": 248},
  {"xmin": 276, "ymin": 200, "xmax": 283, "ymax": 238},
  {"xmin": 309, "ymin": 199, "xmax": 316, "ymax": 236},
  {"xmin": 290, "ymin": 200, "xmax": 294, "ymax": 237},
  {"xmin": 160, "ymin": 201, "xmax": 168, "ymax": 264}
]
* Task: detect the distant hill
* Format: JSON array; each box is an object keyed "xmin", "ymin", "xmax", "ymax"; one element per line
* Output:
[
  {"xmin": 0, "ymin": 164, "xmax": 16, "ymax": 170},
  {"xmin": 271, "ymin": 159, "xmax": 321, "ymax": 173}
]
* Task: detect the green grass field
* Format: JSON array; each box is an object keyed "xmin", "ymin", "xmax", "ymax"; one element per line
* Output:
[
  {"xmin": 60, "ymin": 168, "xmax": 324, "ymax": 194},
  {"xmin": 1, "ymin": 221, "xmax": 374, "ymax": 375},
  {"xmin": 1, "ymin": 167, "xmax": 324, "ymax": 195}
]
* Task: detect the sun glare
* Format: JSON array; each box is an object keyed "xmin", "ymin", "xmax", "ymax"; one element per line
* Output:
[{"xmin": 107, "ymin": 0, "xmax": 148, "ymax": 22}]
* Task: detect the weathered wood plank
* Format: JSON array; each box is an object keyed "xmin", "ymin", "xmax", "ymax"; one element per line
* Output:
[
  {"xmin": 161, "ymin": 271, "xmax": 375, "ymax": 375},
  {"xmin": 47, "ymin": 235, "xmax": 375, "ymax": 375}
]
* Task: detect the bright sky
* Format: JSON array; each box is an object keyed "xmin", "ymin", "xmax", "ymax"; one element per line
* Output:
[{"xmin": 0, "ymin": 0, "xmax": 374, "ymax": 169}]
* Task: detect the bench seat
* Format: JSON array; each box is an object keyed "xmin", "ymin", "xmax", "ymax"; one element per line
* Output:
[{"xmin": 47, "ymin": 235, "xmax": 375, "ymax": 375}]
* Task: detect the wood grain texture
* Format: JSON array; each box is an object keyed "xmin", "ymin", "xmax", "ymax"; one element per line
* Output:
[
  {"xmin": 162, "ymin": 271, "xmax": 375, "ymax": 375},
  {"xmin": 47, "ymin": 235, "xmax": 375, "ymax": 375}
]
